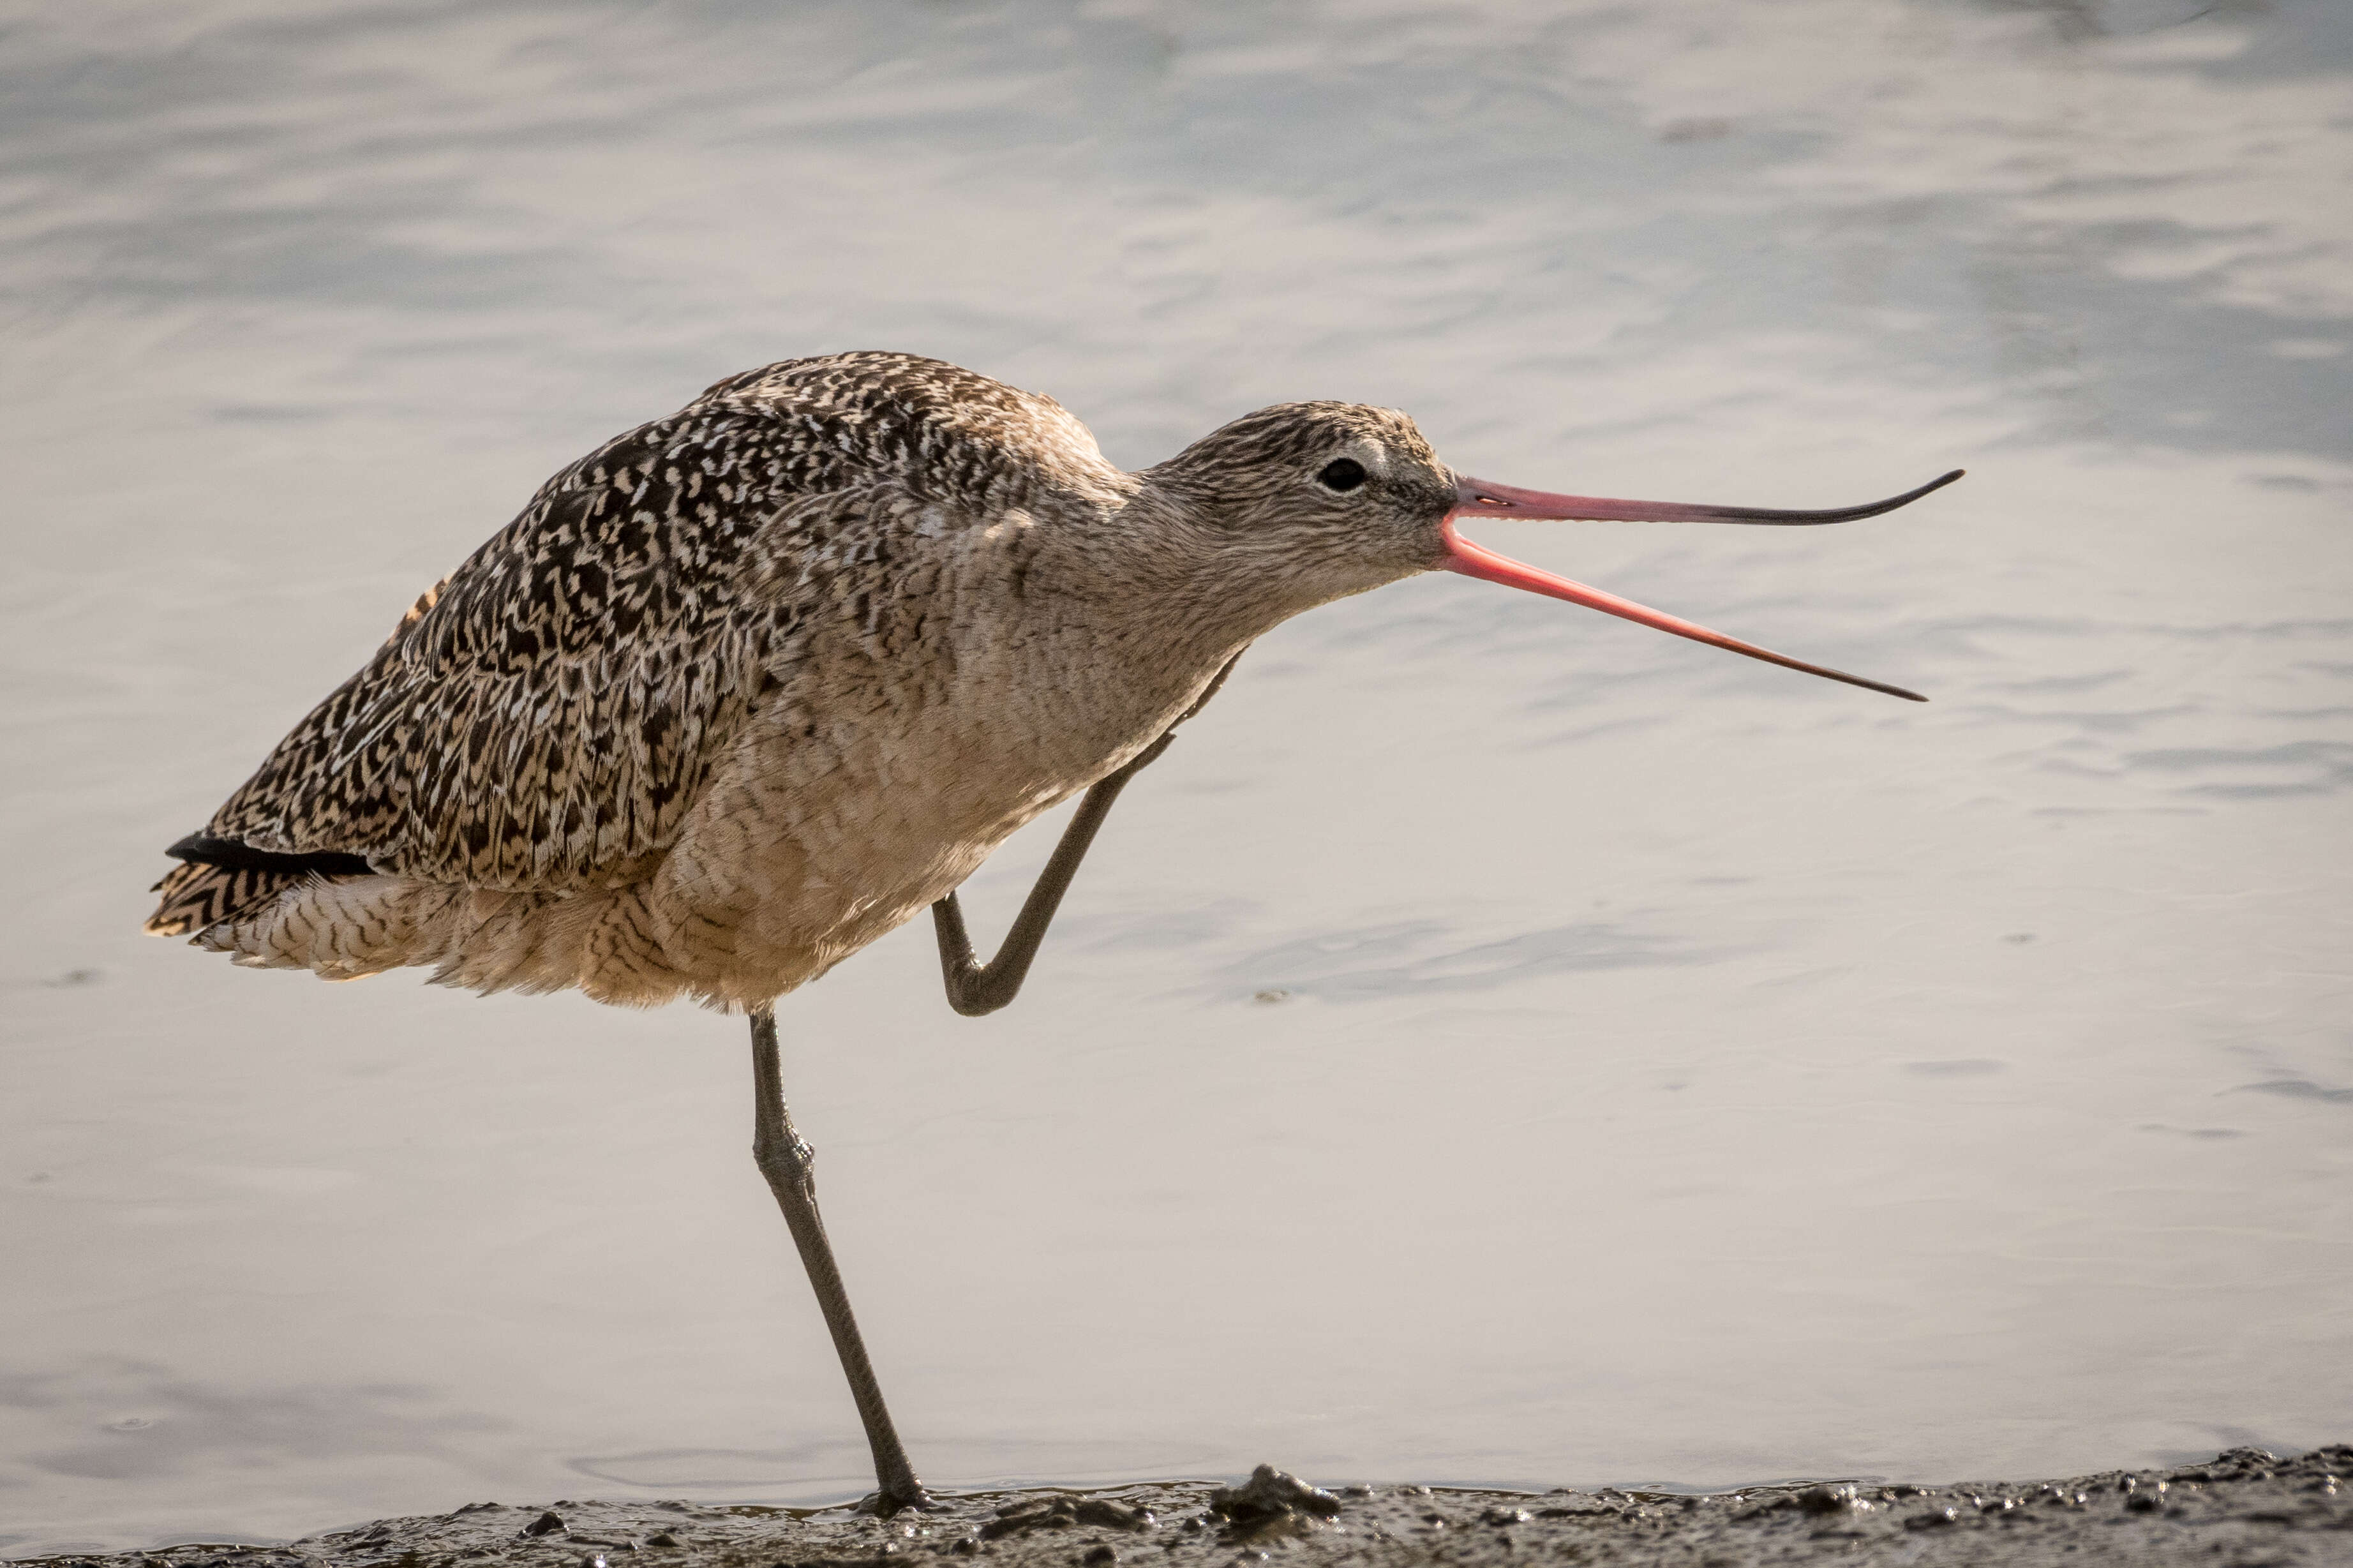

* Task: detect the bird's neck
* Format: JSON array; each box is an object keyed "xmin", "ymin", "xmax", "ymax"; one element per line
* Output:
[{"xmin": 1062, "ymin": 488, "xmax": 1358, "ymax": 657}]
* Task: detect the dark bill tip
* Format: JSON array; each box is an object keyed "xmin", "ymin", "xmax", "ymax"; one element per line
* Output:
[{"xmin": 1451, "ymin": 468, "xmax": 1966, "ymax": 526}]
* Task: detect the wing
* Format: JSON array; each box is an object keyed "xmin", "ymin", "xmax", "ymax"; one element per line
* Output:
[
  {"xmin": 187, "ymin": 350, "xmax": 1109, "ymax": 893},
  {"xmin": 200, "ymin": 384, "xmax": 802, "ymax": 890}
]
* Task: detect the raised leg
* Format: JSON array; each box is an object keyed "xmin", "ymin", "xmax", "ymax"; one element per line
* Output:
[
  {"xmin": 748, "ymin": 1006, "xmax": 930, "ymax": 1514},
  {"xmin": 933, "ymin": 653, "xmax": 1241, "ymax": 1015}
]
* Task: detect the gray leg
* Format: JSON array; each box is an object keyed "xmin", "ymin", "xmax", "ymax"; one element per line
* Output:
[
  {"xmin": 930, "ymin": 745, "xmax": 1160, "ymax": 1017},
  {"xmin": 932, "ymin": 652, "xmax": 1241, "ymax": 1015},
  {"xmin": 749, "ymin": 1006, "xmax": 930, "ymax": 1514}
]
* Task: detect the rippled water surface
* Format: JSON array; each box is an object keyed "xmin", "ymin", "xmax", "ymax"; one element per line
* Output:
[{"xmin": 3, "ymin": 0, "xmax": 2349, "ymax": 1554}]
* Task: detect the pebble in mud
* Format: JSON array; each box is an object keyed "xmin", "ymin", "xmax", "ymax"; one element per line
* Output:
[
  {"xmin": 13, "ymin": 1445, "xmax": 2352, "ymax": 1568},
  {"xmin": 1208, "ymin": 1467, "xmax": 1341, "ymax": 1524}
]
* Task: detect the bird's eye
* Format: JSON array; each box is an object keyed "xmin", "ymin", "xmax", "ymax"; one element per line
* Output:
[{"xmin": 1317, "ymin": 458, "xmax": 1367, "ymax": 492}]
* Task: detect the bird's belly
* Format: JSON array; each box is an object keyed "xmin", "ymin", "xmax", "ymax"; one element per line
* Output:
[
  {"xmin": 213, "ymin": 634, "xmax": 1225, "ymax": 1011},
  {"xmin": 644, "ymin": 695, "xmax": 1161, "ymax": 1011}
]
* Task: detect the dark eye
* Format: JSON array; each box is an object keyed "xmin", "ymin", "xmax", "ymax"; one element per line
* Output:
[{"xmin": 1317, "ymin": 458, "xmax": 1367, "ymax": 492}]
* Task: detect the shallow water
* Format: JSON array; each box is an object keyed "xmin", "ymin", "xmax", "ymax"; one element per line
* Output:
[{"xmin": 2, "ymin": 0, "xmax": 2349, "ymax": 1554}]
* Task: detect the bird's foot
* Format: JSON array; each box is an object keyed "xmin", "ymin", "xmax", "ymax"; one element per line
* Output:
[{"xmin": 856, "ymin": 1482, "xmax": 950, "ymax": 1518}]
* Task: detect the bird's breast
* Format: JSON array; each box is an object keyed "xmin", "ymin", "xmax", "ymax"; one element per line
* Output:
[{"xmin": 643, "ymin": 531, "xmax": 1234, "ymax": 1007}]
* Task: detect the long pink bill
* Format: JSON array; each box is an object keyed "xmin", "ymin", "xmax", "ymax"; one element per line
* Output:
[{"xmin": 1440, "ymin": 470, "xmax": 1964, "ymax": 703}]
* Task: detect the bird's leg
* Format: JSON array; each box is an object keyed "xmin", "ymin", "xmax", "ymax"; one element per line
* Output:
[
  {"xmin": 927, "ymin": 765, "xmax": 1149, "ymax": 1019},
  {"xmin": 747, "ymin": 1006, "xmax": 932, "ymax": 1515},
  {"xmin": 932, "ymin": 653, "xmax": 1241, "ymax": 1016}
]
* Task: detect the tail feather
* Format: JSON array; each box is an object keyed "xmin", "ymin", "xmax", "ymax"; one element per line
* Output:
[{"xmin": 146, "ymin": 861, "xmax": 314, "ymax": 938}]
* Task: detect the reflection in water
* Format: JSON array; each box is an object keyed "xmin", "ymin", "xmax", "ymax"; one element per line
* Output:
[{"xmin": 1, "ymin": 0, "xmax": 2348, "ymax": 1555}]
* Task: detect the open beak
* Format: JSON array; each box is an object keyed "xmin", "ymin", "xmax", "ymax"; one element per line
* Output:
[{"xmin": 1439, "ymin": 469, "xmax": 1962, "ymax": 702}]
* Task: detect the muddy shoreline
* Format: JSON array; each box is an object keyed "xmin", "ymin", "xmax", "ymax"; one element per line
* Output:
[{"xmin": 17, "ymin": 1445, "xmax": 2347, "ymax": 1568}]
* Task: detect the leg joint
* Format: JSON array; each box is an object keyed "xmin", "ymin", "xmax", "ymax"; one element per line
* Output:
[{"xmin": 754, "ymin": 1125, "xmax": 816, "ymax": 1186}]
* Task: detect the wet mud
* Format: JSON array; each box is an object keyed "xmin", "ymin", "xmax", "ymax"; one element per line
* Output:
[{"xmin": 18, "ymin": 1446, "xmax": 2348, "ymax": 1568}]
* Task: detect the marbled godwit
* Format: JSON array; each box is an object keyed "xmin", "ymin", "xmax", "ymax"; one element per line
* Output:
[{"xmin": 144, "ymin": 352, "xmax": 1958, "ymax": 1511}]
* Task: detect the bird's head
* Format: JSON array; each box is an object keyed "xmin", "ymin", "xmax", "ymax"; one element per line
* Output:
[
  {"xmin": 1142, "ymin": 399, "xmax": 1960, "ymax": 702},
  {"xmin": 1140, "ymin": 401, "xmax": 1458, "ymax": 593}
]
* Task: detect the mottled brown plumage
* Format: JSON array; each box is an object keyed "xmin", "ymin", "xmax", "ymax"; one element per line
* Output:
[{"xmin": 148, "ymin": 352, "xmax": 1451, "ymax": 1010}]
